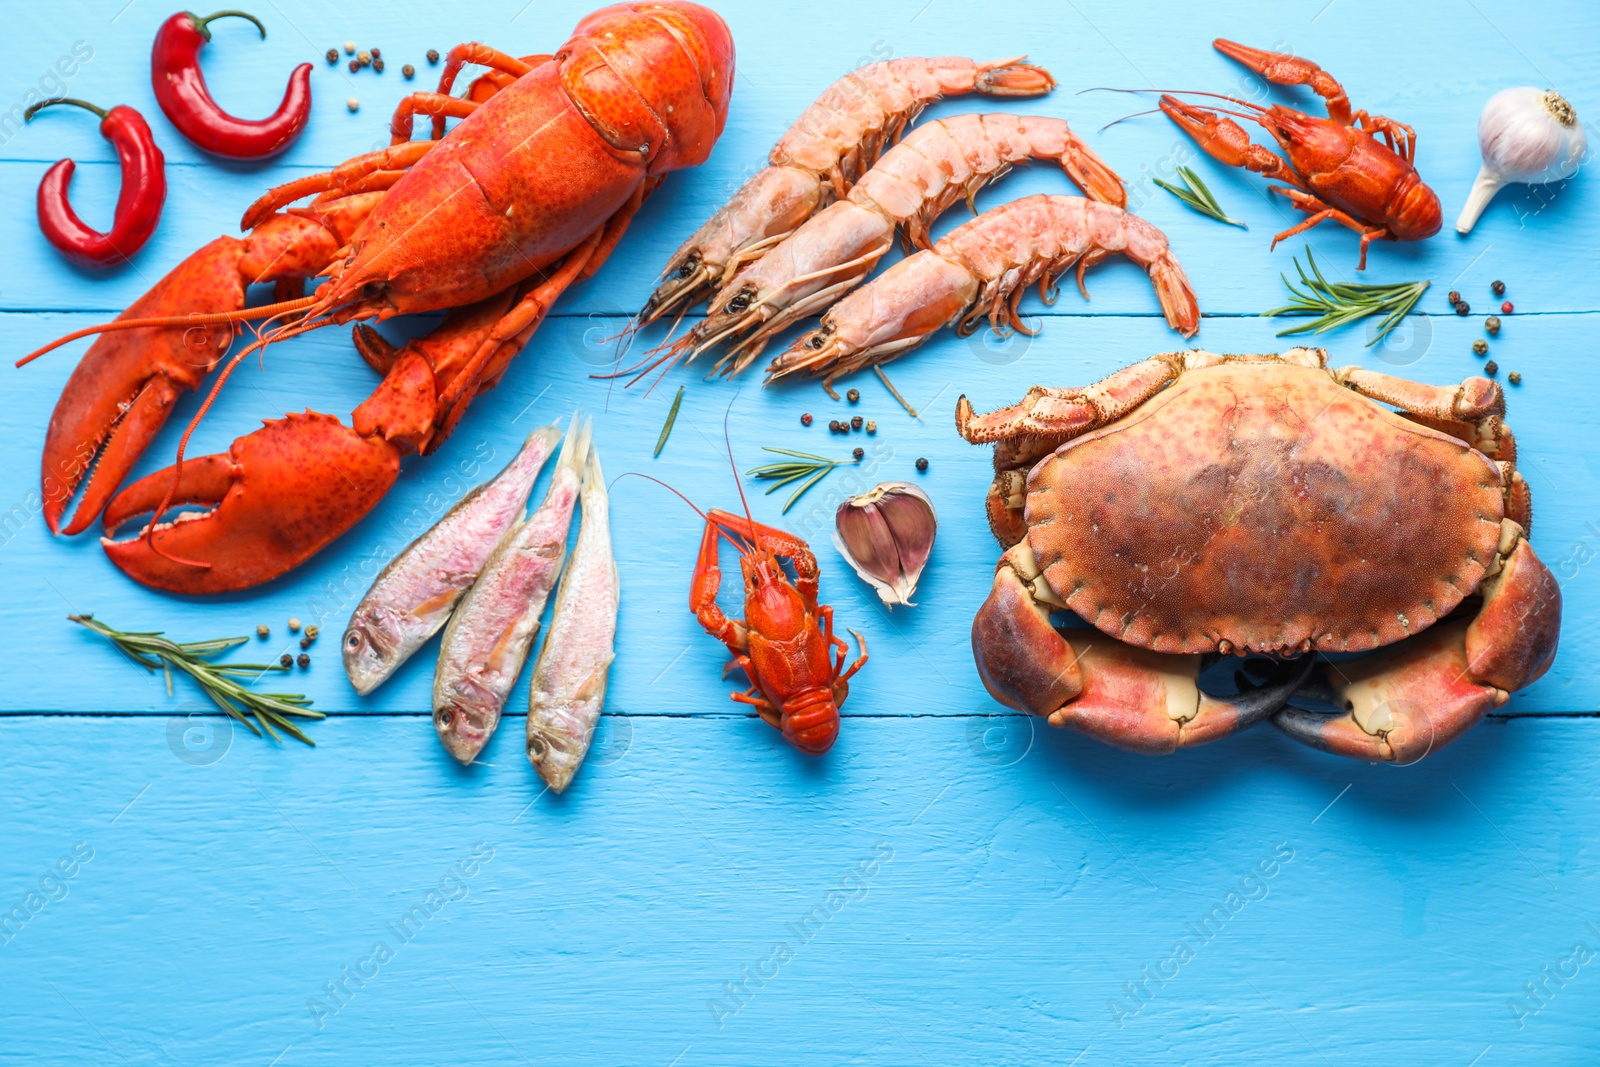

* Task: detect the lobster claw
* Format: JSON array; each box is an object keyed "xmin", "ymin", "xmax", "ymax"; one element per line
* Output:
[
  {"xmin": 42, "ymin": 236, "xmax": 248, "ymax": 535},
  {"xmin": 100, "ymin": 412, "xmax": 401, "ymax": 594}
]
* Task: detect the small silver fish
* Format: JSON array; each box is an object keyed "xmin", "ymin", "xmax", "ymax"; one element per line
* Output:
[
  {"xmin": 342, "ymin": 425, "xmax": 562, "ymax": 696},
  {"xmin": 527, "ymin": 447, "xmax": 619, "ymax": 792},
  {"xmin": 433, "ymin": 416, "xmax": 591, "ymax": 763}
]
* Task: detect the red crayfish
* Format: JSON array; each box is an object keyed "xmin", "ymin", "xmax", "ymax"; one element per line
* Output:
[
  {"xmin": 22, "ymin": 2, "xmax": 735, "ymax": 594},
  {"xmin": 1156, "ymin": 39, "xmax": 1441, "ymax": 269}
]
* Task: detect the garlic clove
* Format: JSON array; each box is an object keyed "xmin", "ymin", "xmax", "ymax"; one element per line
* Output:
[
  {"xmin": 1457, "ymin": 87, "xmax": 1587, "ymax": 234},
  {"xmin": 832, "ymin": 482, "xmax": 937, "ymax": 607}
]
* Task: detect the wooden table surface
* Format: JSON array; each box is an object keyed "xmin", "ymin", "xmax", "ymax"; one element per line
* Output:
[{"xmin": 3, "ymin": 1, "xmax": 1597, "ymax": 1063}]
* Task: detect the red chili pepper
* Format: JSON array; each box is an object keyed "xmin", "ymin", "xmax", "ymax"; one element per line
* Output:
[
  {"xmin": 152, "ymin": 9, "xmax": 312, "ymax": 159},
  {"xmin": 25, "ymin": 98, "xmax": 167, "ymax": 268}
]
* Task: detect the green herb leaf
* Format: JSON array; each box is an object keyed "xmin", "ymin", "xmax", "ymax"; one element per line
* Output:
[
  {"xmin": 70, "ymin": 614, "xmax": 323, "ymax": 745},
  {"xmin": 744, "ymin": 447, "xmax": 859, "ymax": 514},
  {"xmin": 1263, "ymin": 248, "xmax": 1430, "ymax": 347},
  {"xmin": 654, "ymin": 385, "xmax": 685, "ymax": 458},
  {"xmin": 1154, "ymin": 166, "xmax": 1247, "ymax": 228}
]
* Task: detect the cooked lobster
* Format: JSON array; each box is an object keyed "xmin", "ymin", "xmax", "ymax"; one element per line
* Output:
[{"xmin": 24, "ymin": 2, "xmax": 735, "ymax": 593}]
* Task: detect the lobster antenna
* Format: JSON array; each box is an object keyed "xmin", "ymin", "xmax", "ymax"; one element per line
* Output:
[
  {"xmin": 140, "ymin": 314, "xmax": 333, "ymax": 570},
  {"xmin": 721, "ymin": 390, "xmax": 763, "ymax": 554},
  {"xmin": 15, "ymin": 295, "xmax": 319, "ymax": 367},
  {"xmin": 613, "ymin": 472, "xmax": 748, "ymax": 553}
]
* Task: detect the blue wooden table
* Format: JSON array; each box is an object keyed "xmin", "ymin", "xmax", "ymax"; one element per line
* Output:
[{"xmin": 3, "ymin": 1, "xmax": 1598, "ymax": 1063}]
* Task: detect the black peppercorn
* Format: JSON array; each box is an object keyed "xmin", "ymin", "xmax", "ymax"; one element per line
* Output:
[
  {"xmin": 801, "ymin": 412, "xmax": 813, "ymax": 426},
  {"xmin": 915, "ymin": 457, "xmax": 929, "ymax": 472},
  {"xmin": 326, "ymin": 48, "xmax": 339, "ymax": 64},
  {"xmin": 402, "ymin": 63, "xmax": 415, "ymax": 79},
  {"xmin": 297, "ymin": 653, "xmax": 311, "ymax": 669},
  {"xmin": 1491, "ymin": 280, "xmax": 1505, "ymax": 296},
  {"xmin": 370, "ymin": 47, "xmax": 381, "ymax": 59},
  {"xmin": 852, "ymin": 447, "xmax": 864, "ymax": 460},
  {"xmin": 828, "ymin": 419, "xmax": 841, "ymax": 432},
  {"xmin": 846, "ymin": 388, "xmax": 860, "ymax": 403},
  {"xmin": 1447, "ymin": 290, "xmax": 1461, "ymax": 306},
  {"xmin": 349, "ymin": 58, "xmax": 360, "ymax": 72},
  {"xmin": 850, "ymin": 415, "xmax": 863, "ymax": 431},
  {"xmin": 1455, "ymin": 301, "xmax": 1470, "ymax": 316},
  {"xmin": 373, "ymin": 58, "xmax": 385, "ymax": 73},
  {"xmin": 279, "ymin": 653, "xmax": 293, "ymax": 667},
  {"xmin": 300, "ymin": 637, "xmax": 312, "ymax": 650},
  {"xmin": 427, "ymin": 48, "xmax": 440, "ymax": 64},
  {"xmin": 1472, "ymin": 340, "xmax": 1488, "ymax": 356},
  {"xmin": 1484, "ymin": 360, "xmax": 1498, "ymax": 377}
]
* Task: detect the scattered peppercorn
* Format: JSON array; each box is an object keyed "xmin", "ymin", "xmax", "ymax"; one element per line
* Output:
[
  {"xmin": 326, "ymin": 48, "xmax": 339, "ymax": 64},
  {"xmin": 297, "ymin": 653, "xmax": 311, "ymax": 669},
  {"xmin": 256, "ymin": 624, "xmax": 270, "ymax": 639},
  {"xmin": 1455, "ymin": 301, "xmax": 1470, "ymax": 316},
  {"xmin": 279, "ymin": 653, "xmax": 293, "ymax": 667},
  {"xmin": 348, "ymin": 58, "xmax": 360, "ymax": 72},
  {"xmin": 1472, "ymin": 339, "xmax": 1488, "ymax": 356},
  {"xmin": 357, "ymin": 50, "xmax": 371, "ymax": 65},
  {"xmin": 299, "ymin": 636, "xmax": 312, "ymax": 650},
  {"xmin": 427, "ymin": 48, "xmax": 440, "ymax": 64},
  {"xmin": 344, "ymin": 41, "xmax": 356, "ymax": 55},
  {"xmin": 1447, "ymin": 290, "xmax": 1461, "ymax": 306},
  {"xmin": 347, "ymin": 98, "xmax": 359, "ymax": 112},
  {"xmin": 305, "ymin": 625, "xmax": 319, "ymax": 640},
  {"xmin": 828, "ymin": 419, "xmax": 841, "ymax": 432},
  {"xmin": 800, "ymin": 412, "xmax": 813, "ymax": 426},
  {"xmin": 846, "ymin": 388, "xmax": 860, "ymax": 403},
  {"xmin": 373, "ymin": 58, "xmax": 385, "ymax": 73},
  {"xmin": 865, "ymin": 419, "xmax": 877, "ymax": 434},
  {"xmin": 1491, "ymin": 280, "xmax": 1506, "ymax": 296},
  {"xmin": 853, "ymin": 447, "xmax": 865, "ymax": 460},
  {"xmin": 1485, "ymin": 315, "xmax": 1501, "ymax": 336},
  {"xmin": 370, "ymin": 47, "xmax": 381, "ymax": 59},
  {"xmin": 851, "ymin": 415, "xmax": 863, "ymax": 431},
  {"xmin": 288, "ymin": 617, "xmax": 301, "ymax": 633},
  {"xmin": 1484, "ymin": 360, "xmax": 1498, "ymax": 377},
  {"xmin": 402, "ymin": 63, "xmax": 415, "ymax": 79},
  {"xmin": 1501, "ymin": 301, "xmax": 1514, "ymax": 314},
  {"xmin": 1508, "ymin": 371, "xmax": 1521, "ymax": 385},
  {"xmin": 915, "ymin": 457, "xmax": 929, "ymax": 472}
]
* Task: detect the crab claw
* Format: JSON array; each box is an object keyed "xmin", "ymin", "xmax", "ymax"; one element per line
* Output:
[
  {"xmin": 972, "ymin": 542, "xmax": 1310, "ymax": 753},
  {"xmin": 100, "ymin": 412, "xmax": 401, "ymax": 594},
  {"xmin": 41, "ymin": 237, "xmax": 248, "ymax": 536}
]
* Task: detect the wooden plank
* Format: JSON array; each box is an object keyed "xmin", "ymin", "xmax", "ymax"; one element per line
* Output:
[
  {"xmin": 2, "ymin": 309, "xmax": 1593, "ymax": 716},
  {"xmin": 0, "ymin": 714, "xmax": 1595, "ymax": 1064}
]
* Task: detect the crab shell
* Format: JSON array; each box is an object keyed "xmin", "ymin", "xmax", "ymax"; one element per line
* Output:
[
  {"xmin": 959, "ymin": 349, "xmax": 1561, "ymax": 763},
  {"xmin": 1027, "ymin": 358, "xmax": 1499, "ymax": 655}
]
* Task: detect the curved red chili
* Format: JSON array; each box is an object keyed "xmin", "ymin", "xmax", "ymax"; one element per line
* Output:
[
  {"xmin": 152, "ymin": 9, "xmax": 312, "ymax": 159},
  {"xmin": 25, "ymin": 98, "xmax": 167, "ymax": 268}
]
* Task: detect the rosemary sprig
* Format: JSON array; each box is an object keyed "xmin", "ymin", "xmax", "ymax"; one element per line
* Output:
[
  {"xmin": 1153, "ymin": 166, "xmax": 1247, "ymax": 228},
  {"xmin": 654, "ymin": 385, "xmax": 684, "ymax": 458},
  {"xmin": 745, "ymin": 447, "xmax": 858, "ymax": 514},
  {"xmin": 70, "ymin": 614, "xmax": 323, "ymax": 745},
  {"xmin": 1264, "ymin": 248, "xmax": 1430, "ymax": 347}
]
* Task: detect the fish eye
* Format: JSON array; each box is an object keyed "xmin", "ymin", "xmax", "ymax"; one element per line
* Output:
[
  {"xmin": 437, "ymin": 709, "xmax": 453, "ymax": 728},
  {"xmin": 345, "ymin": 631, "xmax": 362, "ymax": 651}
]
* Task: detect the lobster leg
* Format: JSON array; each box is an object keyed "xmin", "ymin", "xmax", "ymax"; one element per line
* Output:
[
  {"xmin": 691, "ymin": 515, "xmax": 750, "ymax": 654},
  {"xmin": 1268, "ymin": 187, "xmax": 1389, "ymax": 270},
  {"xmin": 241, "ymin": 140, "xmax": 436, "ymax": 229},
  {"xmin": 972, "ymin": 542, "xmax": 1310, "ymax": 753},
  {"xmin": 1211, "ymin": 39, "xmax": 1352, "ymax": 125}
]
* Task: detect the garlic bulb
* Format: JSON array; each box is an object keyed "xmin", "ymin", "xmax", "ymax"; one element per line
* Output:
[
  {"xmin": 1456, "ymin": 88, "xmax": 1587, "ymax": 234},
  {"xmin": 832, "ymin": 482, "xmax": 936, "ymax": 607}
]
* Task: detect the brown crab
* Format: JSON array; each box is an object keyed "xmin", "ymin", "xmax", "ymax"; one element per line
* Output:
[{"xmin": 955, "ymin": 348, "xmax": 1561, "ymax": 763}]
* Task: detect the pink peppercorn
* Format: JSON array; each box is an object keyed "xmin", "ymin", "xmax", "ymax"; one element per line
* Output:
[{"xmin": 1501, "ymin": 301, "xmax": 1514, "ymax": 314}]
